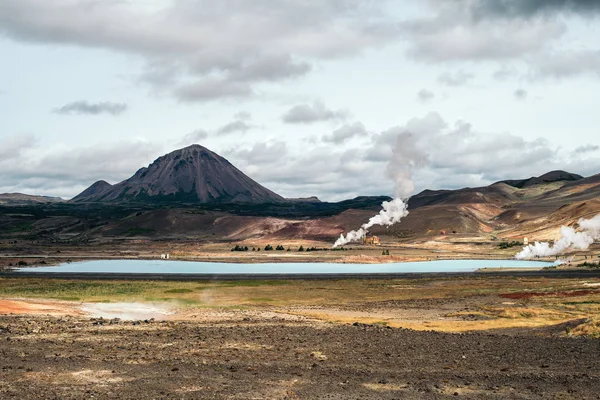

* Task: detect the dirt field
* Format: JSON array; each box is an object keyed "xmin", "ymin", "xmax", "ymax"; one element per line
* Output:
[
  {"xmin": 1, "ymin": 313, "xmax": 600, "ymax": 399},
  {"xmin": 1, "ymin": 273, "xmax": 600, "ymax": 398}
]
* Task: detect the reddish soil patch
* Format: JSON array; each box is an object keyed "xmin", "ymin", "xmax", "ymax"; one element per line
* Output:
[
  {"xmin": 500, "ymin": 289, "xmax": 599, "ymax": 300},
  {"xmin": 0, "ymin": 299, "xmax": 80, "ymax": 316}
]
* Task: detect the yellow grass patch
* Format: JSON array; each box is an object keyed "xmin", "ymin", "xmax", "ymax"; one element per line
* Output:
[{"xmin": 363, "ymin": 382, "xmax": 409, "ymax": 392}]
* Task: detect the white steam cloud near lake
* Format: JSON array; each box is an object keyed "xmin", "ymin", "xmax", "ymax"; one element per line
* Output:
[
  {"xmin": 515, "ymin": 214, "xmax": 600, "ymax": 259},
  {"xmin": 333, "ymin": 132, "xmax": 426, "ymax": 247}
]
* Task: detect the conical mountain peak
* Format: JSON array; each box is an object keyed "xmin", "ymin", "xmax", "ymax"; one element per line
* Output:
[{"xmin": 72, "ymin": 145, "xmax": 283, "ymax": 204}]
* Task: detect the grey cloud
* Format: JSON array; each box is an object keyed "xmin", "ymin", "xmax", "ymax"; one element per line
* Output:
[
  {"xmin": 401, "ymin": 2, "xmax": 566, "ymax": 63},
  {"xmin": 529, "ymin": 50, "xmax": 600, "ymax": 79},
  {"xmin": 514, "ymin": 88, "xmax": 528, "ymax": 99},
  {"xmin": 323, "ymin": 122, "xmax": 368, "ymax": 144},
  {"xmin": 224, "ymin": 141, "xmax": 288, "ymax": 166},
  {"xmin": 0, "ymin": 138, "xmax": 163, "ymax": 198},
  {"xmin": 357, "ymin": 112, "xmax": 600, "ymax": 197},
  {"xmin": 574, "ymin": 144, "xmax": 600, "ymax": 154},
  {"xmin": 234, "ymin": 111, "xmax": 252, "ymax": 121},
  {"xmin": 400, "ymin": 1, "xmax": 600, "ymax": 82},
  {"xmin": 399, "ymin": 1, "xmax": 600, "ymax": 83},
  {"xmin": 216, "ymin": 120, "xmax": 254, "ymax": 136},
  {"xmin": 179, "ymin": 129, "xmax": 209, "ymax": 146},
  {"xmin": 174, "ymin": 79, "xmax": 254, "ymax": 102},
  {"xmin": 417, "ymin": 89, "xmax": 435, "ymax": 102},
  {"xmin": 53, "ymin": 101, "xmax": 127, "ymax": 116},
  {"xmin": 493, "ymin": 65, "xmax": 519, "ymax": 80},
  {"xmin": 282, "ymin": 101, "xmax": 348, "ymax": 124},
  {"xmin": 438, "ymin": 71, "xmax": 474, "ymax": 86},
  {"xmin": 227, "ymin": 144, "xmax": 387, "ymax": 200},
  {"xmin": 0, "ymin": 1, "xmax": 397, "ymax": 102},
  {"xmin": 0, "ymin": 133, "xmax": 37, "ymax": 161},
  {"xmin": 473, "ymin": 0, "xmax": 600, "ymax": 18},
  {"xmin": 227, "ymin": 54, "xmax": 311, "ymax": 82}
]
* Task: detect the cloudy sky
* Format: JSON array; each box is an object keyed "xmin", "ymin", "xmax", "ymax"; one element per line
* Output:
[{"xmin": 1, "ymin": 0, "xmax": 600, "ymax": 201}]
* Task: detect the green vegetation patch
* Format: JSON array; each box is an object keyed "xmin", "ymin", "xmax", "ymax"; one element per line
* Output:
[
  {"xmin": 122, "ymin": 227, "xmax": 155, "ymax": 236},
  {"xmin": 3, "ymin": 223, "xmax": 34, "ymax": 234},
  {"xmin": 579, "ymin": 262, "xmax": 600, "ymax": 268},
  {"xmin": 0, "ymin": 279, "xmax": 148, "ymax": 300},
  {"xmin": 164, "ymin": 288, "xmax": 194, "ymax": 294},
  {"xmin": 498, "ymin": 241, "xmax": 522, "ymax": 249},
  {"xmin": 208, "ymin": 280, "xmax": 291, "ymax": 288}
]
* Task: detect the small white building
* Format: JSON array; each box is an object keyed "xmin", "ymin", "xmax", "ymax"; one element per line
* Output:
[{"xmin": 160, "ymin": 253, "xmax": 170, "ymax": 260}]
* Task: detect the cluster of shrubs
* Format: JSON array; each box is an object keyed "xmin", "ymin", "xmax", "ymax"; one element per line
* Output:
[
  {"xmin": 232, "ymin": 244, "xmax": 291, "ymax": 252},
  {"xmin": 579, "ymin": 261, "xmax": 600, "ymax": 268},
  {"xmin": 232, "ymin": 244, "xmax": 354, "ymax": 252},
  {"xmin": 381, "ymin": 249, "xmax": 391, "ymax": 256},
  {"xmin": 231, "ymin": 245, "xmax": 249, "ymax": 252},
  {"xmin": 498, "ymin": 241, "xmax": 523, "ymax": 249},
  {"xmin": 331, "ymin": 247, "xmax": 351, "ymax": 251}
]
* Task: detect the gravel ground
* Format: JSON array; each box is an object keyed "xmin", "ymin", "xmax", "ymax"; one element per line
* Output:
[{"xmin": 1, "ymin": 315, "xmax": 599, "ymax": 399}]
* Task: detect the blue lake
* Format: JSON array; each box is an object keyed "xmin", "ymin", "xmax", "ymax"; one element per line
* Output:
[{"xmin": 16, "ymin": 259, "xmax": 554, "ymax": 275}]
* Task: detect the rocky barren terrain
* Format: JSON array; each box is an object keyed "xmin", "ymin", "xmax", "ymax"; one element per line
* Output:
[{"xmin": 1, "ymin": 314, "xmax": 599, "ymax": 399}]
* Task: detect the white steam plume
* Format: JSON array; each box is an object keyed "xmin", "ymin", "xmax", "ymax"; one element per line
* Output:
[
  {"xmin": 333, "ymin": 199, "xmax": 409, "ymax": 247},
  {"xmin": 333, "ymin": 132, "xmax": 426, "ymax": 248},
  {"xmin": 515, "ymin": 214, "xmax": 600, "ymax": 259}
]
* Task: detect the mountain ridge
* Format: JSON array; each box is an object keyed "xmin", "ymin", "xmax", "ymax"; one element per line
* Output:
[{"xmin": 0, "ymin": 193, "xmax": 64, "ymax": 205}]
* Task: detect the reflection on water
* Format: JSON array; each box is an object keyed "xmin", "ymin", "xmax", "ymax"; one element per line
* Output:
[{"xmin": 17, "ymin": 259, "xmax": 553, "ymax": 274}]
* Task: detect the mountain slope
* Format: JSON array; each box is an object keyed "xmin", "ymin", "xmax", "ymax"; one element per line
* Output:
[
  {"xmin": 404, "ymin": 170, "xmax": 600, "ymax": 239},
  {"xmin": 498, "ymin": 170, "xmax": 583, "ymax": 189},
  {"xmin": 72, "ymin": 145, "xmax": 284, "ymax": 204},
  {"xmin": 0, "ymin": 193, "xmax": 63, "ymax": 205},
  {"xmin": 71, "ymin": 180, "xmax": 113, "ymax": 202}
]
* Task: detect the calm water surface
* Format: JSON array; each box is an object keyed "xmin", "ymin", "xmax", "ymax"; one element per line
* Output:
[{"xmin": 16, "ymin": 259, "xmax": 553, "ymax": 274}]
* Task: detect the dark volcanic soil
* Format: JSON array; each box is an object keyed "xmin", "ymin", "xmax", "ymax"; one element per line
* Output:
[{"xmin": 1, "ymin": 316, "xmax": 599, "ymax": 399}]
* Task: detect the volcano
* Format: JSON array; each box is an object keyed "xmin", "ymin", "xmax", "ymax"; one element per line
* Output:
[{"xmin": 72, "ymin": 144, "xmax": 284, "ymax": 204}]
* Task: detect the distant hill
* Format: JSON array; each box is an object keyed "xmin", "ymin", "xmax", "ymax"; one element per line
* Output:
[
  {"xmin": 72, "ymin": 145, "xmax": 284, "ymax": 204},
  {"xmin": 397, "ymin": 170, "xmax": 600, "ymax": 239},
  {"xmin": 0, "ymin": 193, "xmax": 63, "ymax": 205},
  {"xmin": 2, "ymin": 166, "xmax": 598, "ymax": 243},
  {"xmin": 497, "ymin": 170, "xmax": 583, "ymax": 189},
  {"xmin": 72, "ymin": 180, "xmax": 112, "ymax": 201},
  {"xmin": 286, "ymin": 196, "xmax": 322, "ymax": 203}
]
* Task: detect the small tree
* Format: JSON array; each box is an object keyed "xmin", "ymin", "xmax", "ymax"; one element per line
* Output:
[
  {"xmin": 264, "ymin": 244, "xmax": 273, "ymax": 251},
  {"xmin": 298, "ymin": 245, "xmax": 304, "ymax": 252}
]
